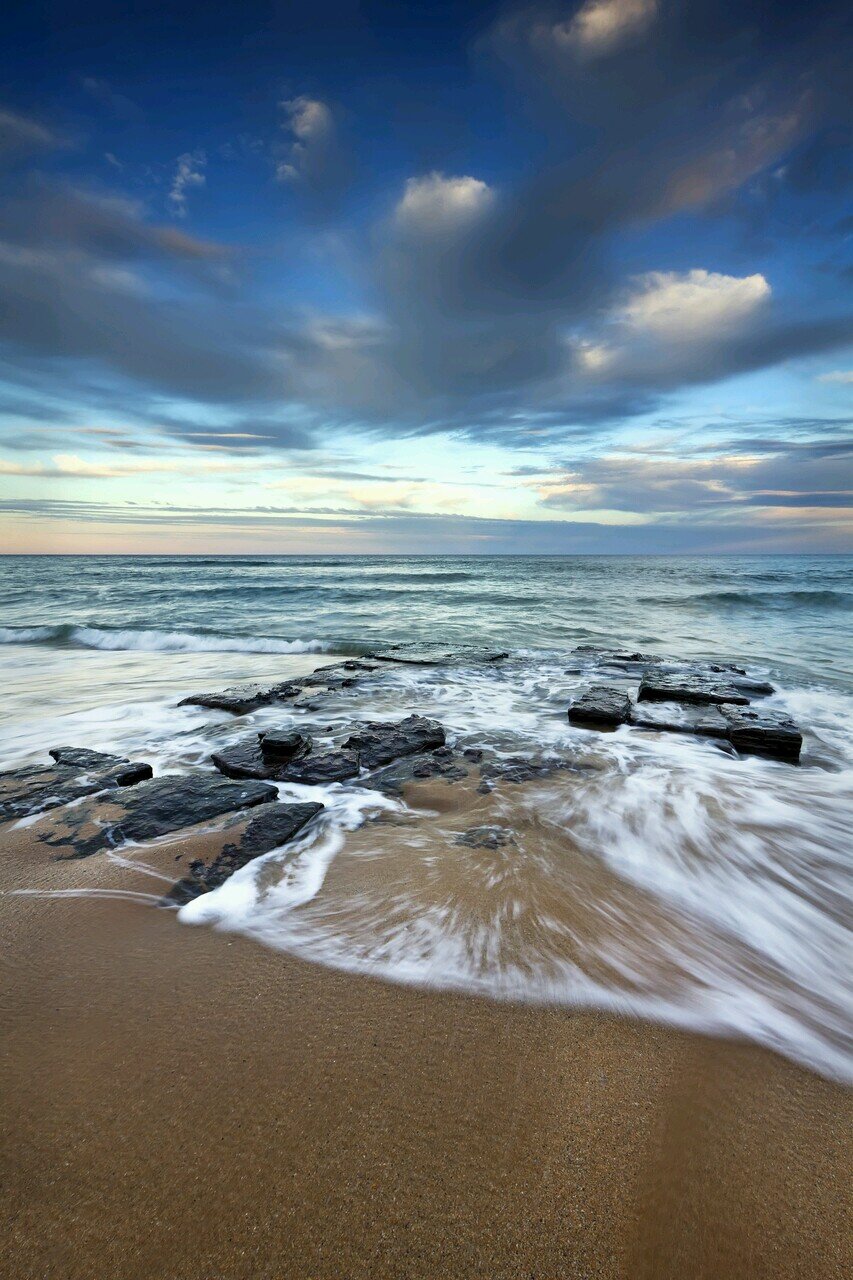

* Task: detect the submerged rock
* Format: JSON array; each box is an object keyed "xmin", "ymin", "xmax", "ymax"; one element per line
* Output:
[
  {"xmin": 630, "ymin": 704, "xmax": 730, "ymax": 739},
  {"xmin": 0, "ymin": 749, "xmax": 153, "ymax": 823},
  {"xmin": 178, "ymin": 681, "xmax": 302, "ymax": 715},
  {"xmin": 365, "ymin": 746, "xmax": 468, "ymax": 794},
  {"xmin": 278, "ymin": 750, "xmax": 361, "ymax": 784},
  {"xmin": 367, "ymin": 643, "xmax": 508, "ymax": 666},
  {"xmin": 637, "ymin": 672, "xmax": 751, "ymax": 706},
  {"xmin": 161, "ymin": 800, "xmax": 324, "ymax": 905},
  {"xmin": 720, "ymin": 706, "xmax": 803, "ymax": 763},
  {"xmin": 343, "ymin": 714, "xmax": 446, "ymax": 769},
  {"xmin": 455, "ymin": 825, "xmax": 515, "ymax": 850},
  {"xmin": 568, "ymin": 685, "xmax": 632, "ymax": 727},
  {"xmin": 41, "ymin": 774, "xmax": 278, "ymax": 859}
]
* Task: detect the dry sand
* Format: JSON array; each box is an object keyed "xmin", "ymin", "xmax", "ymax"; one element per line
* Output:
[{"xmin": 1, "ymin": 811, "xmax": 851, "ymax": 1280}]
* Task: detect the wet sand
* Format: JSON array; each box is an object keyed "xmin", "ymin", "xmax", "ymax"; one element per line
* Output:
[{"xmin": 1, "ymin": 818, "xmax": 851, "ymax": 1280}]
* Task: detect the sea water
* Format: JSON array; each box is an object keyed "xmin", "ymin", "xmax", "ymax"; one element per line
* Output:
[{"xmin": 1, "ymin": 554, "xmax": 851, "ymax": 1081}]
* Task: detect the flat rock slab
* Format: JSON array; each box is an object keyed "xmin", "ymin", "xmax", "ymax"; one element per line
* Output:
[
  {"xmin": 178, "ymin": 681, "xmax": 302, "ymax": 715},
  {"xmin": 637, "ymin": 673, "xmax": 751, "ymax": 706},
  {"xmin": 40, "ymin": 774, "xmax": 278, "ymax": 859},
  {"xmin": 721, "ymin": 706, "xmax": 803, "ymax": 762},
  {"xmin": 568, "ymin": 685, "xmax": 632, "ymax": 727},
  {"xmin": 162, "ymin": 801, "xmax": 324, "ymax": 905},
  {"xmin": 278, "ymin": 751, "xmax": 361, "ymax": 785},
  {"xmin": 364, "ymin": 746, "xmax": 468, "ymax": 795},
  {"xmin": 0, "ymin": 750, "xmax": 153, "ymax": 823},
  {"xmin": 343, "ymin": 715, "xmax": 446, "ymax": 769},
  {"xmin": 630, "ymin": 704, "xmax": 730, "ymax": 739},
  {"xmin": 367, "ymin": 644, "xmax": 508, "ymax": 666}
]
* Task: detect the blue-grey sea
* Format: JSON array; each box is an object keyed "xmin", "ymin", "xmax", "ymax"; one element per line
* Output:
[{"xmin": 1, "ymin": 554, "xmax": 851, "ymax": 1081}]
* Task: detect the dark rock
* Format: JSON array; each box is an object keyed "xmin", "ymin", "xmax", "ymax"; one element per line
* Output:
[
  {"xmin": 455, "ymin": 825, "xmax": 515, "ymax": 850},
  {"xmin": 462, "ymin": 748, "xmax": 484, "ymax": 763},
  {"xmin": 211, "ymin": 740, "xmax": 279, "ymax": 780},
  {"xmin": 478, "ymin": 755, "xmax": 569, "ymax": 785},
  {"xmin": 0, "ymin": 750, "xmax": 153, "ymax": 823},
  {"xmin": 568, "ymin": 685, "xmax": 632, "ymax": 727},
  {"xmin": 49, "ymin": 747, "xmax": 127, "ymax": 769},
  {"xmin": 364, "ymin": 748, "xmax": 469, "ymax": 795},
  {"xmin": 278, "ymin": 751, "xmax": 361, "ymax": 785},
  {"xmin": 179, "ymin": 681, "xmax": 301, "ymax": 715},
  {"xmin": 720, "ymin": 706, "xmax": 803, "ymax": 763},
  {"xmin": 42, "ymin": 774, "xmax": 278, "ymax": 859},
  {"xmin": 367, "ymin": 644, "xmax": 508, "ymax": 665},
  {"xmin": 637, "ymin": 672, "xmax": 750, "ymax": 706},
  {"xmin": 258, "ymin": 730, "xmax": 312, "ymax": 760},
  {"xmin": 729, "ymin": 677, "xmax": 775, "ymax": 696},
  {"xmin": 161, "ymin": 801, "xmax": 323, "ymax": 905},
  {"xmin": 343, "ymin": 714, "xmax": 446, "ymax": 770},
  {"xmin": 630, "ymin": 705, "xmax": 730, "ymax": 739}
]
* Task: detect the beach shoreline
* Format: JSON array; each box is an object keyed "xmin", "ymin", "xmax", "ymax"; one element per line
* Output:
[{"xmin": 1, "ymin": 817, "xmax": 851, "ymax": 1280}]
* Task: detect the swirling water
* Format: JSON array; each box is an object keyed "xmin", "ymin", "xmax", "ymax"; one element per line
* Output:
[{"xmin": 1, "ymin": 554, "xmax": 851, "ymax": 1080}]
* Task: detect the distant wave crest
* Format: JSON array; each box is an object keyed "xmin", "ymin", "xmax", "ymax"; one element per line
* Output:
[{"xmin": 0, "ymin": 624, "xmax": 330, "ymax": 655}]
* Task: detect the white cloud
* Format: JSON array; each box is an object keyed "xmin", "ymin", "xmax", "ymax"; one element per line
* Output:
[
  {"xmin": 168, "ymin": 151, "xmax": 206, "ymax": 217},
  {"xmin": 619, "ymin": 269, "xmax": 771, "ymax": 340},
  {"xmin": 0, "ymin": 107, "xmax": 57, "ymax": 154},
  {"xmin": 276, "ymin": 96, "xmax": 334, "ymax": 183},
  {"xmin": 817, "ymin": 370, "xmax": 853, "ymax": 385},
  {"xmin": 555, "ymin": 0, "xmax": 659, "ymax": 55},
  {"xmin": 395, "ymin": 172, "xmax": 494, "ymax": 233}
]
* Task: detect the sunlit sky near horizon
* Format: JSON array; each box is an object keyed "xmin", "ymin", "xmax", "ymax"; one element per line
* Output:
[{"xmin": 0, "ymin": 0, "xmax": 851, "ymax": 553}]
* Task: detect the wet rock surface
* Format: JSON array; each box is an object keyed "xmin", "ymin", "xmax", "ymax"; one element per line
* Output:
[
  {"xmin": 277, "ymin": 750, "xmax": 361, "ymax": 785},
  {"xmin": 162, "ymin": 801, "xmax": 324, "ymax": 905},
  {"xmin": 720, "ymin": 706, "xmax": 803, "ymax": 762},
  {"xmin": 568, "ymin": 685, "xmax": 632, "ymax": 726},
  {"xmin": 569, "ymin": 646, "xmax": 799, "ymax": 761},
  {"xmin": 41, "ymin": 774, "xmax": 278, "ymax": 859},
  {"xmin": 455, "ymin": 825, "xmax": 515, "ymax": 850},
  {"xmin": 343, "ymin": 715, "xmax": 446, "ymax": 770},
  {"xmin": 259, "ymin": 730, "xmax": 313, "ymax": 760},
  {"xmin": 179, "ymin": 661, "xmax": 380, "ymax": 716},
  {"xmin": 637, "ymin": 672, "xmax": 751, "ymax": 706},
  {"xmin": 0, "ymin": 750, "xmax": 153, "ymax": 822},
  {"xmin": 366, "ymin": 746, "xmax": 469, "ymax": 795},
  {"xmin": 367, "ymin": 643, "xmax": 509, "ymax": 665}
]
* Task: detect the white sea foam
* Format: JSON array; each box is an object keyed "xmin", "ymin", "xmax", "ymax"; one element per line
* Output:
[{"xmin": 0, "ymin": 623, "xmax": 329, "ymax": 654}]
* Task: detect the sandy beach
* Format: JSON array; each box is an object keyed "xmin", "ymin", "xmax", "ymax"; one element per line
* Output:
[{"xmin": 2, "ymin": 808, "xmax": 850, "ymax": 1280}]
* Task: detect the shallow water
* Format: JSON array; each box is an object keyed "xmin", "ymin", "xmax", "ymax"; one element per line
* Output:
[{"xmin": 1, "ymin": 554, "xmax": 851, "ymax": 1081}]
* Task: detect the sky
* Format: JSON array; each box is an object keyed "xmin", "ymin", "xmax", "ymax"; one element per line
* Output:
[{"xmin": 0, "ymin": 0, "xmax": 851, "ymax": 554}]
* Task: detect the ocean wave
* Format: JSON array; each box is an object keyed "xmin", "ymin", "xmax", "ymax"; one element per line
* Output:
[
  {"xmin": 638, "ymin": 589, "xmax": 852, "ymax": 609},
  {"xmin": 0, "ymin": 623, "xmax": 331, "ymax": 655}
]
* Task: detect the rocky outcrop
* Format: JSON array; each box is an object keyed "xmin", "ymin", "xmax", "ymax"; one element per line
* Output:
[
  {"xmin": 720, "ymin": 706, "xmax": 803, "ymax": 762},
  {"xmin": 178, "ymin": 681, "xmax": 302, "ymax": 715},
  {"xmin": 367, "ymin": 644, "xmax": 508, "ymax": 665},
  {"xmin": 276, "ymin": 750, "xmax": 361, "ymax": 785},
  {"xmin": 568, "ymin": 685, "xmax": 632, "ymax": 727},
  {"xmin": 0, "ymin": 749, "xmax": 153, "ymax": 823},
  {"xmin": 179, "ymin": 661, "xmax": 379, "ymax": 716},
  {"xmin": 258, "ymin": 730, "xmax": 312, "ymax": 760},
  {"xmin": 637, "ymin": 673, "xmax": 751, "ymax": 706},
  {"xmin": 343, "ymin": 715, "xmax": 446, "ymax": 769},
  {"xmin": 630, "ymin": 705, "xmax": 730, "ymax": 739},
  {"xmin": 365, "ymin": 745, "xmax": 468, "ymax": 794},
  {"xmin": 41, "ymin": 774, "xmax": 278, "ymax": 859},
  {"xmin": 161, "ymin": 801, "xmax": 324, "ymax": 905}
]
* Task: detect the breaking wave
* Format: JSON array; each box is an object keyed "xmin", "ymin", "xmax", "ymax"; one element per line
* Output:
[{"xmin": 0, "ymin": 623, "xmax": 332, "ymax": 655}]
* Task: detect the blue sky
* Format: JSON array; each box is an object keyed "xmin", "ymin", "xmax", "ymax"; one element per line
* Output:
[{"xmin": 0, "ymin": 0, "xmax": 851, "ymax": 552}]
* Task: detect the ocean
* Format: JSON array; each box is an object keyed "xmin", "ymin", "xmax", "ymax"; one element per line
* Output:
[{"xmin": 1, "ymin": 554, "xmax": 851, "ymax": 1081}]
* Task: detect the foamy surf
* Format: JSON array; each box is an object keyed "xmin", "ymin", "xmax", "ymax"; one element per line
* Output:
[{"xmin": 0, "ymin": 623, "xmax": 331, "ymax": 655}]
